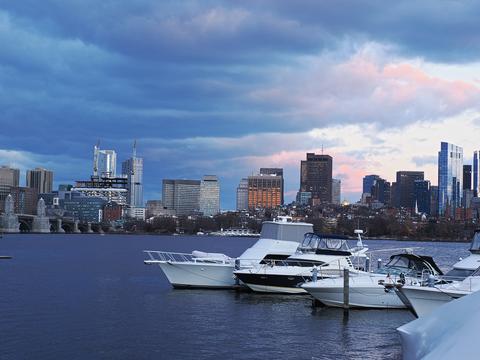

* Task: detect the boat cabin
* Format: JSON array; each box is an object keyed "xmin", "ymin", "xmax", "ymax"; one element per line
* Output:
[
  {"xmin": 377, "ymin": 253, "xmax": 443, "ymax": 277},
  {"xmin": 297, "ymin": 233, "xmax": 353, "ymax": 256}
]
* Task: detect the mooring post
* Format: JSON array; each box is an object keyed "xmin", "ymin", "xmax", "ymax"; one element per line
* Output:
[{"xmin": 343, "ymin": 268, "xmax": 349, "ymax": 313}]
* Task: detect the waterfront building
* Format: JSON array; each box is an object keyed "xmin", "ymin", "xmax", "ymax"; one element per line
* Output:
[
  {"xmin": 236, "ymin": 178, "xmax": 249, "ymax": 211},
  {"xmin": 438, "ymin": 142, "xmax": 463, "ymax": 216},
  {"xmin": 463, "ymin": 165, "xmax": 472, "ymax": 190},
  {"xmin": 145, "ymin": 200, "xmax": 176, "ymax": 217},
  {"xmin": 414, "ymin": 180, "xmax": 431, "ymax": 215},
  {"xmin": 162, "ymin": 179, "xmax": 201, "ymax": 216},
  {"xmin": 26, "ymin": 168, "xmax": 53, "ymax": 194},
  {"xmin": 199, "ymin": 175, "xmax": 220, "ymax": 216},
  {"xmin": 395, "ymin": 171, "xmax": 424, "ymax": 210},
  {"xmin": 296, "ymin": 191, "xmax": 312, "ymax": 206},
  {"xmin": 300, "ymin": 153, "xmax": 333, "ymax": 205},
  {"xmin": 248, "ymin": 174, "xmax": 282, "ymax": 209},
  {"xmin": 63, "ymin": 192, "xmax": 106, "ymax": 223},
  {"xmin": 332, "ymin": 179, "xmax": 341, "ymax": 205},
  {"xmin": 10, "ymin": 186, "xmax": 38, "ymax": 215},
  {"xmin": 0, "ymin": 165, "xmax": 20, "ymax": 212},
  {"xmin": 260, "ymin": 168, "xmax": 284, "ymax": 205},
  {"xmin": 103, "ymin": 202, "xmax": 123, "ymax": 222}
]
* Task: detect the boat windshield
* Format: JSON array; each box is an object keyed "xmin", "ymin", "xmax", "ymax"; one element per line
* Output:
[
  {"xmin": 470, "ymin": 231, "xmax": 480, "ymax": 254},
  {"xmin": 377, "ymin": 254, "xmax": 437, "ymax": 276},
  {"xmin": 298, "ymin": 233, "xmax": 349, "ymax": 252}
]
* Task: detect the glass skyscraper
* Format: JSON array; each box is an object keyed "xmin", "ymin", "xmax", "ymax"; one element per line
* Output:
[
  {"xmin": 121, "ymin": 145, "xmax": 143, "ymax": 208},
  {"xmin": 199, "ymin": 175, "xmax": 220, "ymax": 216},
  {"xmin": 474, "ymin": 151, "xmax": 479, "ymax": 197},
  {"xmin": 438, "ymin": 142, "xmax": 463, "ymax": 216}
]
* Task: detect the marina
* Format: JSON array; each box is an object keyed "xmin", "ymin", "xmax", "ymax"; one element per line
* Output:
[{"xmin": 0, "ymin": 233, "xmax": 472, "ymax": 359}]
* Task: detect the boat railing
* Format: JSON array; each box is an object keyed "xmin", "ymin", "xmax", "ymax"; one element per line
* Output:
[{"xmin": 143, "ymin": 250, "xmax": 233, "ymax": 265}]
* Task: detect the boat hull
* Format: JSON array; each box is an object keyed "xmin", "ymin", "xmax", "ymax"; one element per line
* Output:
[
  {"xmin": 157, "ymin": 262, "xmax": 237, "ymax": 289},
  {"xmin": 234, "ymin": 272, "xmax": 309, "ymax": 294},
  {"xmin": 398, "ymin": 286, "xmax": 467, "ymax": 317},
  {"xmin": 303, "ymin": 277, "xmax": 406, "ymax": 309}
]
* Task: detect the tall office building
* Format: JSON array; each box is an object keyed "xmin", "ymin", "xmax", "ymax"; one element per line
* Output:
[
  {"xmin": 473, "ymin": 151, "xmax": 479, "ymax": 196},
  {"xmin": 371, "ymin": 177, "xmax": 391, "ymax": 205},
  {"xmin": 414, "ymin": 180, "xmax": 431, "ymax": 215},
  {"xmin": 438, "ymin": 142, "xmax": 463, "ymax": 216},
  {"xmin": 121, "ymin": 142, "xmax": 143, "ymax": 208},
  {"xmin": 248, "ymin": 174, "xmax": 282, "ymax": 210},
  {"xmin": 463, "ymin": 165, "xmax": 472, "ymax": 190},
  {"xmin": 236, "ymin": 178, "xmax": 249, "ymax": 211},
  {"xmin": 363, "ymin": 175, "xmax": 380, "ymax": 195},
  {"xmin": 300, "ymin": 153, "xmax": 333, "ymax": 205},
  {"xmin": 10, "ymin": 186, "xmax": 38, "ymax": 215},
  {"xmin": 332, "ymin": 179, "xmax": 341, "ymax": 205},
  {"xmin": 26, "ymin": 168, "xmax": 53, "ymax": 194},
  {"xmin": 260, "ymin": 168, "xmax": 284, "ymax": 205},
  {"xmin": 162, "ymin": 179, "xmax": 201, "ymax": 216},
  {"xmin": 0, "ymin": 166, "xmax": 20, "ymax": 212},
  {"xmin": 430, "ymin": 186, "xmax": 439, "ymax": 217},
  {"xmin": 93, "ymin": 144, "xmax": 117, "ymax": 178},
  {"xmin": 199, "ymin": 175, "xmax": 220, "ymax": 216},
  {"xmin": 395, "ymin": 171, "xmax": 424, "ymax": 210}
]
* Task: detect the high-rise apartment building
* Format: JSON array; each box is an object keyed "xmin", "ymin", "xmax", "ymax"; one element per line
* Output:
[
  {"xmin": 236, "ymin": 178, "xmax": 249, "ymax": 211},
  {"xmin": 10, "ymin": 186, "xmax": 38, "ymax": 215},
  {"xmin": 463, "ymin": 165, "xmax": 472, "ymax": 190},
  {"xmin": 93, "ymin": 144, "xmax": 117, "ymax": 178},
  {"xmin": 26, "ymin": 167, "xmax": 53, "ymax": 194},
  {"xmin": 438, "ymin": 142, "xmax": 463, "ymax": 216},
  {"xmin": 122, "ymin": 143, "xmax": 143, "ymax": 208},
  {"xmin": 395, "ymin": 171, "xmax": 424, "ymax": 210},
  {"xmin": 260, "ymin": 168, "xmax": 284, "ymax": 205},
  {"xmin": 162, "ymin": 179, "xmax": 201, "ymax": 216},
  {"xmin": 248, "ymin": 174, "xmax": 282, "ymax": 210},
  {"xmin": 0, "ymin": 166, "xmax": 20, "ymax": 212},
  {"xmin": 300, "ymin": 153, "xmax": 333, "ymax": 205},
  {"xmin": 332, "ymin": 179, "xmax": 341, "ymax": 205},
  {"xmin": 199, "ymin": 175, "xmax": 220, "ymax": 216}
]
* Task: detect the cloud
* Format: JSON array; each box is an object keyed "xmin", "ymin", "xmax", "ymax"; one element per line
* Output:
[{"xmin": 412, "ymin": 155, "xmax": 438, "ymax": 167}]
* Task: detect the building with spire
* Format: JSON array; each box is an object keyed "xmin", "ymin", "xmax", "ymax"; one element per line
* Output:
[{"xmin": 122, "ymin": 141, "xmax": 145, "ymax": 220}]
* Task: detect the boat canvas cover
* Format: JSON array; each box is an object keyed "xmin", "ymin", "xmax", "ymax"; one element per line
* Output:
[{"xmin": 398, "ymin": 289, "xmax": 480, "ymax": 360}]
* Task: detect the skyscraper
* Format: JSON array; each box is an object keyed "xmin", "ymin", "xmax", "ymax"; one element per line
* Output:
[
  {"xmin": 248, "ymin": 174, "xmax": 282, "ymax": 210},
  {"xmin": 414, "ymin": 180, "xmax": 431, "ymax": 215},
  {"xmin": 395, "ymin": 171, "xmax": 424, "ymax": 210},
  {"xmin": 300, "ymin": 153, "xmax": 333, "ymax": 205},
  {"xmin": 473, "ymin": 151, "xmax": 479, "ymax": 196},
  {"xmin": 260, "ymin": 168, "xmax": 284, "ymax": 204},
  {"xmin": 371, "ymin": 177, "xmax": 391, "ymax": 205},
  {"xmin": 438, "ymin": 142, "xmax": 463, "ymax": 216},
  {"xmin": 26, "ymin": 167, "xmax": 53, "ymax": 194},
  {"xmin": 199, "ymin": 175, "xmax": 220, "ymax": 216},
  {"xmin": 332, "ymin": 179, "xmax": 341, "ymax": 205},
  {"xmin": 93, "ymin": 144, "xmax": 117, "ymax": 178},
  {"xmin": 362, "ymin": 175, "xmax": 380, "ymax": 195},
  {"xmin": 236, "ymin": 178, "xmax": 249, "ymax": 211},
  {"xmin": 122, "ymin": 142, "xmax": 143, "ymax": 208},
  {"xmin": 463, "ymin": 165, "xmax": 472, "ymax": 190},
  {"xmin": 162, "ymin": 179, "xmax": 201, "ymax": 216}
]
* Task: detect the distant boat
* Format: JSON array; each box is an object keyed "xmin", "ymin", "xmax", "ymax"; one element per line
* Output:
[{"xmin": 210, "ymin": 228, "xmax": 260, "ymax": 237}]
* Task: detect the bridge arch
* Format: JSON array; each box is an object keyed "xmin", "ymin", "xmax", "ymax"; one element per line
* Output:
[{"xmin": 19, "ymin": 219, "xmax": 31, "ymax": 233}]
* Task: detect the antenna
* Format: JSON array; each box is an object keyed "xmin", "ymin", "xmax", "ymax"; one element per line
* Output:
[
  {"xmin": 133, "ymin": 139, "xmax": 137, "ymax": 158},
  {"xmin": 321, "ymin": 144, "xmax": 324, "ymax": 155}
]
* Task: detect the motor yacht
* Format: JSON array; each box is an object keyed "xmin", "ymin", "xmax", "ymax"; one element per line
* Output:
[
  {"xmin": 440, "ymin": 229, "xmax": 480, "ymax": 280},
  {"xmin": 144, "ymin": 217, "xmax": 313, "ymax": 289},
  {"xmin": 233, "ymin": 230, "xmax": 368, "ymax": 294},
  {"xmin": 302, "ymin": 252, "xmax": 442, "ymax": 309},
  {"xmin": 397, "ymin": 267, "xmax": 480, "ymax": 317}
]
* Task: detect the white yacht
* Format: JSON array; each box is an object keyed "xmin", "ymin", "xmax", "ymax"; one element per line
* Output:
[
  {"xmin": 302, "ymin": 252, "xmax": 442, "ymax": 309},
  {"xmin": 233, "ymin": 230, "xmax": 368, "ymax": 294},
  {"xmin": 144, "ymin": 217, "xmax": 313, "ymax": 289}
]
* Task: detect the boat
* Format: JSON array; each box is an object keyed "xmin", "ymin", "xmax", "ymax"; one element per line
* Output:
[
  {"xmin": 233, "ymin": 230, "xmax": 368, "ymax": 294},
  {"xmin": 210, "ymin": 228, "xmax": 260, "ymax": 237},
  {"xmin": 144, "ymin": 216, "xmax": 313, "ymax": 289},
  {"xmin": 397, "ymin": 267, "xmax": 480, "ymax": 317},
  {"xmin": 440, "ymin": 229, "xmax": 480, "ymax": 280},
  {"xmin": 397, "ymin": 286, "xmax": 480, "ymax": 360},
  {"xmin": 302, "ymin": 252, "xmax": 442, "ymax": 309}
]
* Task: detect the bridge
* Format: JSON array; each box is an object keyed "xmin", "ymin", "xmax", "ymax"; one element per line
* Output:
[{"xmin": 16, "ymin": 214, "xmax": 104, "ymax": 233}]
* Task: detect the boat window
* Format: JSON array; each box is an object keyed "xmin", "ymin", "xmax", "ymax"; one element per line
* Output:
[
  {"xmin": 385, "ymin": 256, "xmax": 410, "ymax": 269},
  {"xmin": 444, "ymin": 268, "xmax": 475, "ymax": 280}
]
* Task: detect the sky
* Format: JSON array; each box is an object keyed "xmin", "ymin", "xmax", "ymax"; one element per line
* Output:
[{"xmin": 1, "ymin": 0, "xmax": 480, "ymax": 209}]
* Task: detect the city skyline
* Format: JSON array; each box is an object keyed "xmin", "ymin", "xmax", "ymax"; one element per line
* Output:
[{"xmin": 2, "ymin": 2, "xmax": 480, "ymax": 208}]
